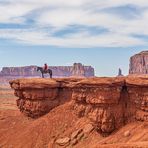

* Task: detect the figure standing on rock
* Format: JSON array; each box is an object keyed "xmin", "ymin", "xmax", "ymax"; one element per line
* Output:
[{"xmin": 43, "ymin": 63, "xmax": 48, "ymax": 72}]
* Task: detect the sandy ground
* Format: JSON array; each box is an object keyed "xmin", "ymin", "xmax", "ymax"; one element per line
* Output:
[
  {"xmin": 0, "ymin": 85, "xmax": 17, "ymax": 110},
  {"xmin": 0, "ymin": 85, "xmax": 148, "ymax": 148}
]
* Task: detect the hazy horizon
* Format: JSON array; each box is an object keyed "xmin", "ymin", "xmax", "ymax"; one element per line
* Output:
[{"xmin": 0, "ymin": 48, "xmax": 146, "ymax": 76}]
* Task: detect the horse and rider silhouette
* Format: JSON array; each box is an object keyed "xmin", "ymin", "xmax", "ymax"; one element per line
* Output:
[{"xmin": 37, "ymin": 63, "xmax": 52, "ymax": 78}]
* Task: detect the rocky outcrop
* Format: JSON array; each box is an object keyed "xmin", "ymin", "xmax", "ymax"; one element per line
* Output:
[
  {"xmin": 73, "ymin": 78, "xmax": 125, "ymax": 134},
  {"xmin": 9, "ymin": 78, "xmax": 76, "ymax": 117},
  {"xmin": 73, "ymin": 77, "xmax": 148, "ymax": 134},
  {"xmin": 129, "ymin": 51, "xmax": 148, "ymax": 74},
  {"xmin": 0, "ymin": 63, "xmax": 94, "ymax": 77},
  {"xmin": 10, "ymin": 77, "xmax": 148, "ymax": 135}
]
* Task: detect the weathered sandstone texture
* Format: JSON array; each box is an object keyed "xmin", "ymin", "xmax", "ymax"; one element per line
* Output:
[
  {"xmin": 0, "ymin": 63, "xmax": 94, "ymax": 77},
  {"xmin": 10, "ymin": 77, "xmax": 148, "ymax": 134},
  {"xmin": 126, "ymin": 77, "xmax": 148, "ymax": 121},
  {"xmin": 9, "ymin": 78, "xmax": 75, "ymax": 117},
  {"xmin": 129, "ymin": 51, "xmax": 148, "ymax": 74}
]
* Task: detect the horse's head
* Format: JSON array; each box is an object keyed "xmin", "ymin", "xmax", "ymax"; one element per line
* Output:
[{"xmin": 36, "ymin": 67, "xmax": 40, "ymax": 71}]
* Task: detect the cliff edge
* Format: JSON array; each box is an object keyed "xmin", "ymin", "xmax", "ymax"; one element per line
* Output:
[{"xmin": 10, "ymin": 77, "xmax": 148, "ymax": 136}]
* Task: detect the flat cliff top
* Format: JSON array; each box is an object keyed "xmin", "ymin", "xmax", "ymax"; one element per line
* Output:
[
  {"xmin": 132, "ymin": 50, "xmax": 148, "ymax": 57},
  {"xmin": 9, "ymin": 76, "xmax": 148, "ymax": 89},
  {"xmin": 9, "ymin": 77, "xmax": 125, "ymax": 89},
  {"xmin": 9, "ymin": 78, "xmax": 60, "ymax": 89},
  {"xmin": 139, "ymin": 50, "xmax": 148, "ymax": 55},
  {"xmin": 127, "ymin": 75, "xmax": 148, "ymax": 86},
  {"xmin": 71, "ymin": 77, "xmax": 125, "ymax": 87}
]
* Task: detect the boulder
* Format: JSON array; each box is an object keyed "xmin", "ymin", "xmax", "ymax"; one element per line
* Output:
[
  {"xmin": 124, "ymin": 130, "xmax": 131, "ymax": 137},
  {"xmin": 71, "ymin": 129, "xmax": 83, "ymax": 140},
  {"xmin": 55, "ymin": 137, "xmax": 70, "ymax": 146},
  {"xmin": 83, "ymin": 124, "xmax": 94, "ymax": 134}
]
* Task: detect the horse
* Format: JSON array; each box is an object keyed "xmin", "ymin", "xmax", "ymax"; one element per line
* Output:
[{"xmin": 37, "ymin": 67, "xmax": 52, "ymax": 78}]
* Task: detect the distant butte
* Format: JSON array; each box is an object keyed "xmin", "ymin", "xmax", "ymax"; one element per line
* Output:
[
  {"xmin": 129, "ymin": 50, "xmax": 148, "ymax": 74},
  {"xmin": 0, "ymin": 63, "xmax": 95, "ymax": 78}
]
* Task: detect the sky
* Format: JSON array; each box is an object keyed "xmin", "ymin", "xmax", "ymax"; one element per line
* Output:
[{"xmin": 0, "ymin": 0, "xmax": 148, "ymax": 76}]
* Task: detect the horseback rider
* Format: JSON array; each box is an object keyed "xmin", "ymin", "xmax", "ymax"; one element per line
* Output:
[
  {"xmin": 43, "ymin": 63, "xmax": 48, "ymax": 72},
  {"xmin": 37, "ymin": 64, "xmax": 52, "ymax": 78}
]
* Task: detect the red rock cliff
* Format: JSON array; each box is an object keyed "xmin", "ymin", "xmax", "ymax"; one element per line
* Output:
[
  {"xmin": 10, "ymin": 77, "xmax": 148, "ymax": 135},
  {"xmin": 129, "ymin": 51, "xmax": 148, "ymax": 74}
]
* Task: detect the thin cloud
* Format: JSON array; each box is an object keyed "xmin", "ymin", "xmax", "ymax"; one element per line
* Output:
[
  {"xmin": 0, "ymin": 29, "xmax": 145, "ymax": 47},
  {"xmin": 0, "ymin": 0, "xmax": 148, "ymax": 47}
]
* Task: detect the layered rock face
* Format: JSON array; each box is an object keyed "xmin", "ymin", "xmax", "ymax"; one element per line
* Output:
[
  {"xmin": 0, "ymin": 63, "xmax": 94, "ymax": 77},
  {"xmin": 9, "ymin": 78, "xmax": 74, "ymax": 117},
  {"xmin": 126, "ymin": 77, "xmax": 148, "ymax": 121},
  {"xmin": 129, "ymin": 51, "xmax": 148, "ymax": 74},
  {"xmin": 73, "ymin": 77, "xmax": 148, "ymax": 134},
  {"xmin": 73, "ymin": 78, "xmax": 126, "ymax": 134},
  {"xmin": 10, "ymin": 77, "xmax": 148, "ymax": 134}
]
